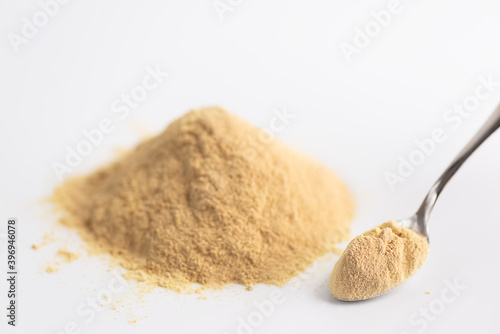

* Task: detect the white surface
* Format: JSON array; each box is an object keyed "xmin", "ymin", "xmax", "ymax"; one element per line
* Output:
[{"xmin": 1, "ymin": 0, "xmax": 500, "ymax": 333}]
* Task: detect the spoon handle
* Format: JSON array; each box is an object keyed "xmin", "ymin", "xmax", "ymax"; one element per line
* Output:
[{"xmin": 415, "ymin": 103, "xmax": 500, "ymax": 237}]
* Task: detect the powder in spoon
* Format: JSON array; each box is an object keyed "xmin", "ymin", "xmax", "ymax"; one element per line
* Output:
[
  {"xmin": 329, "ymin": 220, "xmax": 429, "ymax": 300},
  {"xmin": 52, "ymin": 107, "xmax": 355, "ymax": 290}
]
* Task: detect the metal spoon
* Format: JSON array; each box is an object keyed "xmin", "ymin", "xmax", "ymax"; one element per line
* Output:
[
  {"xmin": 399, "ymin": 102, "xmax": 500, "ymax": 241},
  {"xmin": 332, "ymin": 103, "xmax": 500, "ymax": 302}
]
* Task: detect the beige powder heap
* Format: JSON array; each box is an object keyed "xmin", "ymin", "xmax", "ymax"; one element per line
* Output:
[
  {"xmin": 329, "ymin": 220, "xmax": 429, "ymax": 300},
  {"xmin": 52, "ymin": 107, "xmax": 355, "ymax": 290}
]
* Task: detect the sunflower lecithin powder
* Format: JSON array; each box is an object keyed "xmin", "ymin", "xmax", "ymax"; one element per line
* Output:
[{"xmin": 53, "ymin": 107, "xmax": 355, "ymax": 290}]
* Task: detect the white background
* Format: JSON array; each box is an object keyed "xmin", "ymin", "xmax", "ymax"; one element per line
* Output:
[{"xmin": 1, "ymin": 0, "xmax": 500, "ymax": 333}]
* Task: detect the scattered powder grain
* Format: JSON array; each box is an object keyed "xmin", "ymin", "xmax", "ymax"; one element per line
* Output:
[
  {"xmin": 45, "ymin": 266, "xmax": 59, "ymax": 273},
  {"xmin": 56, "ymin": 249, "xmax": 81, "ymax": 263},
  {"xmin": 52, "ymin": 107, "xmax": 355, "ymax": 290},
  {"xmin": 44, "ymin": 248, "xmax": 81, "ymax": 273},
  {"xmin": 32, "ymin": 233, "xmax": 56, "ymax": 250},
  {"xmin": 329, "ymin": 220, "xmax": 429, "ymax": 301}
]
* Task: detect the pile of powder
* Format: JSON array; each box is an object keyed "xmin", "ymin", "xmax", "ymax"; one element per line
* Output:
[
  {"xmin": 52, "ymin": 107, "xmax": 355, "ymax": 290},
  {"xmin": 329, "ymin": 220, "xmax": 429, "ymax": 300}
]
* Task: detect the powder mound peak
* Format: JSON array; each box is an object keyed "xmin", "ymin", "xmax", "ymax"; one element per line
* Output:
[{"xmin": 53, "ymin": 107, "xmax": 355, "ymax": 290}]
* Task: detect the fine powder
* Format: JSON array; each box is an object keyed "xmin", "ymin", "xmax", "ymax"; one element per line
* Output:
[
  {"xmin": 52, "ymin": 107, "xmax": 355, "ymax": 290},
  {"xmin": 329, "ymin": 220, "xmax": 429, "ymax": 300}
]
